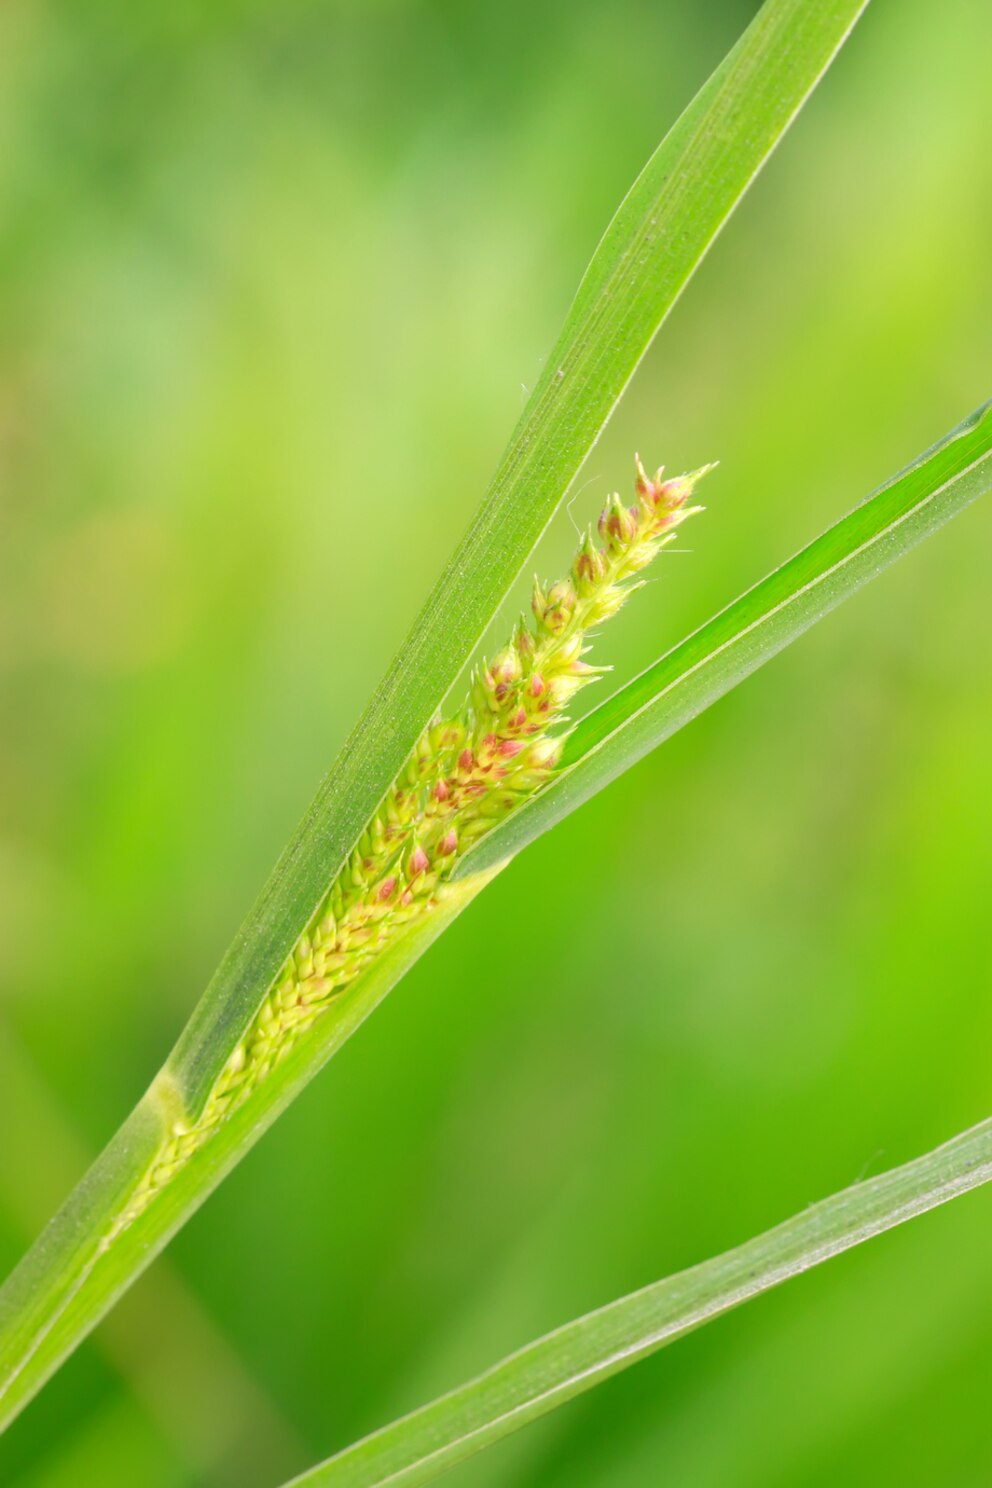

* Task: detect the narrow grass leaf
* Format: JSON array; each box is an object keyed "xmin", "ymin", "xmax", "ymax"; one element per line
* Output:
[{"xmin": 285, "ymin": 1114, "xmax": 992, "ymax": 1488}]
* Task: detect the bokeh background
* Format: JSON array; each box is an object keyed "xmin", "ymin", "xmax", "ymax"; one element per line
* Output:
[{"xmin": 1, "ymin": 0, "xmax": 991, "ymax": 1483}]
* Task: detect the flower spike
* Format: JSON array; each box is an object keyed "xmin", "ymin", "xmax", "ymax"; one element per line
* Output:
[{"xmin": 113, "ymin": 454, "xmax": 714, "ymax": 1236}]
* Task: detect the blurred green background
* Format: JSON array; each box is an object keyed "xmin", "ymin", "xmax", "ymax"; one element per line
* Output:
[{"xmin": 1, "ymin": 0, "xmax": 991, "ymax": 1483}]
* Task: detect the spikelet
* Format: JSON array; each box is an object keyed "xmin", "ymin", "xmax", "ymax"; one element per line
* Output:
[{"xmin": 114, "ymin": 457, "xmax": 712, "ymax": 1234}]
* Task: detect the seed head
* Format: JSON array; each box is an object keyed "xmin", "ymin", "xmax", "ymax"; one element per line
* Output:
[{"xmin": 119, "ymin": 451, "xmax": 714, "ymax": 1238}]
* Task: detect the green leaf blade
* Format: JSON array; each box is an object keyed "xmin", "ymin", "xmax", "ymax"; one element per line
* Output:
[{"xmin": 284, "ymin": 1114, "xmax": 992, "ymax": 1488}]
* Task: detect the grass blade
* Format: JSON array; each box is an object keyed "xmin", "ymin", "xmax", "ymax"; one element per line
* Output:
[
  {"xmin": 0, "ymin": 0, "xmax": 869, "ymax": 1429},
  {"xmin": 284, "ymin": 1114, "xmax": 992, "ymax": 1488},
  {"xmin": 457, "ymin": 397, "xmax": 992, "ymax": 878}
]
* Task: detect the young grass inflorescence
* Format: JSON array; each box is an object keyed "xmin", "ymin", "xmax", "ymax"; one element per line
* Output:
[{"xmin": 112, "ymin": 458, "xmax": 712, "ymax": 1235}]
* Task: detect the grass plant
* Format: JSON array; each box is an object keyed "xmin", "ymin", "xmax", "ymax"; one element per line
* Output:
[{"xmin": 3, "ymin": 1, "xmax": 990, "ymax": 1481}]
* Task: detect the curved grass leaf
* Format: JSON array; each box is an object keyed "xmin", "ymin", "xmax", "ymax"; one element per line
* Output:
[
  {"xmin": 457, "ymin": 397, "xmax": 992, "ymax": 878},
  {"xmin": 0, "ymin": 0, "xmax": 869, "ymax": 1430},
  {"xmin": 284, "ymin": 1113, "xmax": 992, "ymax": 1488}
]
